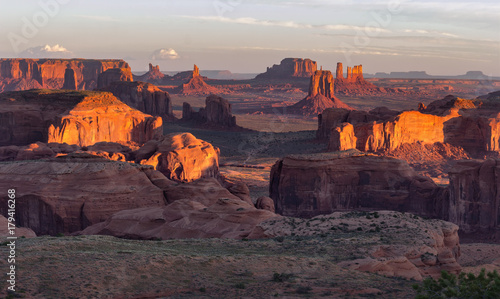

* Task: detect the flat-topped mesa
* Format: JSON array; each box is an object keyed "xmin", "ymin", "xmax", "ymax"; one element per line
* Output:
[
  {"xmin": 0, "ymin": 90, "xmax": 162, "ymax": 147},
  {"xmin": 97, "ymin": 68, "xmax": 133, "ymax": 89},
  {"xmin": 0, "ymin": 58, "xmax": 130, "ymax": 92},
  {"xmin": 256, "ymin": 58, "xmax": 317, "ymax": 79}
]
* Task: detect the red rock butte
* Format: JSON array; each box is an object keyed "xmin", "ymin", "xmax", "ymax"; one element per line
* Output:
[
  {"xmin": 0, "ymin": 89, "xmax": 162, "ymax": 147},
  {"xmin": 0, "ymin": 58, "xmax": 130, "ymax": 92},
  {"xmin": 256, "ymin": 58, "xmax": 318, "ymax": 79},
  {"xmin": 175, "ymin": 64, "xmax": 220, "ymax": 95}
]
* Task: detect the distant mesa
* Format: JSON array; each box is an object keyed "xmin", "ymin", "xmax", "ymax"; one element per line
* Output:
[
  {"xmin": 256, "ymin": 58, "xmax": 317, "ymax": 80},
  {"xmin": 371, "ymin": 70, "xmax": 500, "ymax": 80},
  {"xmin": 0, "ymin": 89, "xmax": 162, "ymax": 147},
  {"xmin": 175, "ymin": 64, "xmax": 220, "ymax": 95},
  {"xmin": 287, "ymin": 69, "xmax": 353, "ymax": 116},
  {"xmin": 99, "ymin": 81, "xmax": 175, "ymax": 121},
  {"xmin": 0, "ymin": 58, "xmax": 130, "ymax": 92},
  {"xmin": 182, "ymin": 94, "xmax": 240, "ymax": 129},
  {"xmin": 96, "ymin": 67, "xmax": 133, "ymax": 89}
]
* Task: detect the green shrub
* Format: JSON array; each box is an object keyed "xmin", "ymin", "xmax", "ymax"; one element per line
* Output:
[{"xmin": 413, "ymin": 269, "xmax": 500, "ymax": 299}]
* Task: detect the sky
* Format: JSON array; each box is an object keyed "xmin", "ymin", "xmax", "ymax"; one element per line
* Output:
[{"xmin": 0, "ymin": 0, "xmax": 499, "ymax": 76}]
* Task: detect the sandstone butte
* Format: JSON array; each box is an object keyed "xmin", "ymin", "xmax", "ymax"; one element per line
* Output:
[
  {"xmin": 182, "ymin": 94, "xmax": 238, "ymax": 128},
  {"xmin": 134, "ymin": 63, "xmax": 166, "ymax": 83},
  {"xmin": 99, "ymin": 81, "xmax": 175, "ymax": 121},
  {"xmin": 0, "ymin": 89, "xmax": 162, "ymax": 147},
  {"xmin": 96, "ymin": 67, "xmax": 133, "ymax": 89},
  {"xmin": 175, "ymin": 64, "xmax": 219, "ymax": 95},
  {"xmin": 333, "ymin": 62, "xmax": 389, "ymax": 95},
  {"xmin": 0, "ymin": 58, "xmax": 130, "ymax": 92},
  {"xmin": 255, "ymin": 58, "xmax": 317, "ymax": 79},
  {"xmin": 322, "ymin": 95, "xmax": 500, "ymax": 155},
  {"xmin": 269, "ymin": 149, "xmax": 500, "ymax": 238},
  {"xmin": 288, "ymin": 70, "xmax": 353, "ymax": 116}
]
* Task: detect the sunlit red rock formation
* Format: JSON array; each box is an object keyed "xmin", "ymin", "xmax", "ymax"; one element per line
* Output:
[
  {"xmin": 288, "ymin": 70, "xmax": 353, "ymax": 116},
  {"xmin": 81, "ymin": 177, "xmax": 279, "ymax": 239},
  {"xmin": 0, "ymin": 58, "xmax": 130, "ymax": 91},
  {"xmin": 175, "ymin": 64, "xmax": 219, "ymax": 95},
  {"xmin": 96, "ymin": 67, "xmax": 133, "ymax": 89},
  {"xmin": 0, "ymin": 155, "xmax": 166, "ymax": 235},
  {"xmin": 135, "ymin": 63, "xmax": 166, "ymax": 83},
  {"xmin": 135, "ymin": 132, "xmax": 220, "ymax": 182},
  {"xmin": 270, "ymin": 150, "xmax": 446, "ymax": 219},
  {"xmin": 182, "ymin": 95, "xmax": 239, "ymax": 128},
  {"xmin": 99, "ymin": 81, "xmax": 174, "ymax": 120},
  {"xmin": 62, "ymin": 65, "xmax": 77, "ymax": 90},
  {"xmin": 448, "ymin": 159, "xmax": 500, "ymax": 235},
  {"xmin": 256, "ymin": 58, "xmax": 317, "ymax": 79},
  {"xmin": 334, "ymin": 62, "xmax": 389, "ymax": 95},
  {"xmin": 0, "ymin": 90, "xmax": 162, "ymax": 147}
]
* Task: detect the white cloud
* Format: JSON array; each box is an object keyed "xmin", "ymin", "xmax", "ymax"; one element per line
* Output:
[
  {"xmin": 179, "ymin": 16, "xmax": 390, "ymax": 33},
  {"xmin": 150, "ymin": 48, "xmax": 180, "ymax": 60},
  {"xmin": 18, "ymin": 44, "xmax": 73, "ymax": 58}
]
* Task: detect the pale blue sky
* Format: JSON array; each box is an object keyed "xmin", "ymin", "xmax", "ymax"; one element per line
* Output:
[{"xmin": 0, "ymin": 0, "xmax": 499, "ymax": 75}]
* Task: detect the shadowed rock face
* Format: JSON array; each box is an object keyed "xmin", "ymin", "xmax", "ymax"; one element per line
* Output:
[
  {"xmin": 0, "ymin": 90, "xmax": 162, "ymax": 147},
  {"xmin": 448, "ymin": 159, "xmax": 500, "ymax": 234},
  {"xmin": 99, "ymin": 81, "xmax": 174, "ymax": 120},
  {"xmin": 0, "ymin": 155, "xmax": 166, "ymax": 235},
  {"xmin": 62, "ymin": 66, "xmax": 77, "ymax": 90},
  {"xmin": 256, "ymin": 58, "xmax": 317, "ymax": 79},
  {"xmin": 182, "ymin": 95, "xmax": 238, "ymax": 128},
  {"xmin": 270, "ymin": 150, "xmax": 446, "ymax": 218},
  {"xmin": 0, "ymin": 58, "xmax": 130, "ymax": 91},
  {"xmin": 96, "ymin": 68, "xmax": 133, "ymax": 89},
  {"xmin": 135, "ymin": 132, "xmax": 220, "ymax": 182}
]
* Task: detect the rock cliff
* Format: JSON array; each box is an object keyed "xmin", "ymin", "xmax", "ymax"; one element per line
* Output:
[
  {"xmin": 0, "ymin": 58, "xmax": 130, "ymax": 91},
  {"xmin": 0, "ymin": 90, "xmax": 162, "ymax": 147},
  {"xmin": 99, "ymin": 81, "xmax": 174, "ymax": 120},
  {"xmin": 256, "ymin": 58, "xmax": 317, "ymax": 79},
  {"xmin": 0, "ymin": 155, "xmax": 166, "ymax": 235},
  {"xmin": 62, "ymin": 65, "xmax": 77, "ymax": 90},
  {"xmin": 270, "ymin": 150, "xmax": 446, "ymax": 218},
  {"xmin": 182, "ymin": 95, "xmax": 238, "ymax": 128}
]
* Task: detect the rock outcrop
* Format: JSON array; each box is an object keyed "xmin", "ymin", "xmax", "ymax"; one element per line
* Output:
[
  {"xmin": 0, "ymin": 155, "xmax": 167, "ymax": 235},
  {"xmin": 62, "ymin": 65, "xmax": 77, "ymax": 90},
  {"xmin": 175, "ymin": 65, "xmax": 219, "ymax": 95},
  {"xmin": 99, "ymin": 81, "xmax": 174, "ymax": 120},
  {"xmin": 288, "ymin": 70, "xmax": 353, "ymax": 116},
  {"xmin": 270, "ymin": 150, "xmax": 446, "ymax": 218},
  {"xmin": 134, "ymin": 63, "xmax": 166, "ymax": 83},
  {"xmin": 135, "ymin": 132, "xmax": 220, "ymax": 182},
  {"xmin": 334, "ymin": 62, "xmax": 390, "ymax": 95},
  {"xmin": 182, "ymin": 95, "xmax": 238, "ymax": 128},
  {"xmin": 0, "ymin": 215, "xmax": 37, "ymax": 238},
  {"xmin": 96, "ymin": 67, "xmax": 133, "ymax": 89},
  {"xmin": 322, "ymin": 95, "xmax": 500, "ymax": 155},
  {"xmin": 0, "ymin": 90, "xmax": 162, "ymax": 147},
  {"xmin": 256, "ymin": 58, "xmax": 317, "ymax": 79},
  {"xmin": 448, "ymin": 159, "xmax": 500, "ymax": 235},
  {"xmin": 0, "ymin": 58, "xmax": 130, "ymax": 91}
]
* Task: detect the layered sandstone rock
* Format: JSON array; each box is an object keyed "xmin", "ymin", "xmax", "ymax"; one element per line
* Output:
[
  {"xmin": 270, "ymin": 150, "xmax": 446, "ymax": 218},
  {"xmin": 448, "ymin": 159, "xmax": 500, "ymax": 234},
  {"xmin": 288, "ymin": 70, "xmax": 353, "ymax": 116},
  {"xmin": 328, "ymin": 123, "xmax": 357, "ymax": 151},
  {"xmin": 135, "ymin": 132, "xmax": 220, "ymax": 182},
  {"xmin": 182, "ymin": 95, "xmax": 238, "ymax": 128},
  {"xmin": 0, "ymin": 90, "xmax": 162, "ymax": 147},
  {"xmin": 0, "ymin": 155, "xmax": 166, "ymax": 235},
  {"xmin": 134, "ymin": 63, "xmax": 166, "ymax": 83},
  {"xmin": 81, "ymin": 178, "xmax": 279, "ymax": 239},
  {"xmin": 99, "ymin": 81, "xmax": 174, "ymax": 120},
  {"xmin": 0, "ymin": 58, "xmax": 130, "ymax": 91},
  {"xmin": 175, "ymin": 65, "xmax": 219, "ymax": 95},
  {"xmin": 0, "ymin": 215, "xmax": 37, "ymax": 238},
  {"xmin": 62, "ymin": 66, "xmax": 77, "ymax": 90},
  {"xmin": 256, "ymin": 58, "xmax": 317, "ymax": 79},
  {"xmin": 96, "ymin": 67, "xmax": 133, "ymax": 89}
]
